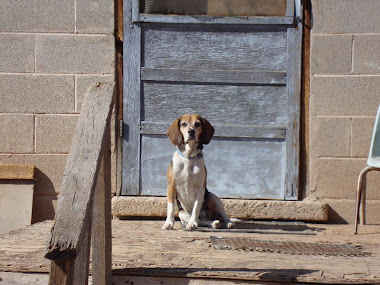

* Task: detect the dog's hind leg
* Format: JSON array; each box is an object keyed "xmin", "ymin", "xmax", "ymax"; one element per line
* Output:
[
  {"xmin": 198, "ymin": 219, "xmax": 221, "ymax": 229},
  {"xmin": 208, "ymin": 192, "xmax": 235, "ymax": 229},
  {"xmin": 178, "ymin": 210, "xmax": 191, "ymax": 229}
]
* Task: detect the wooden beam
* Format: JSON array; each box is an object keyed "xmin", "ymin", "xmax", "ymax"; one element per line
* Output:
[
  {"xmin": 285, "ymin": 15, "xmax": 303, "ymax": 200},
  {"xmin": 300, "ymin": 0, "xmax": 311, "ymax": 199},
  {"xmin": 141, "ymin": 68, "xmax": 287, "ymax": 85},
  {"xmin": 45, "ymin": 82, "xmax": 115, "ymax": 261},
  {"xmin": 139, "ymin": 14, "xmax": 294, "ymax": 25},
  {"xmin": 0, "ymin": 164, "xmax": 35, "ymax": 180},
  {"xmin": 91, "ymin": 123, "xmax": 112, "ymax": 285},
  {"xmin": 122, "ymin": 0, "xmax": 142, "ymax": 195},
  {"xmin": 141, "ymin": 122, "xmax": 286, "ymax": 140}
]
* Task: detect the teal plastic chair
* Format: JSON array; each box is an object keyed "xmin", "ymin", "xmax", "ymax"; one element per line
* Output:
[{"xmin": 355, "ymin": 105, "xmax": 380, "ymax": 234}]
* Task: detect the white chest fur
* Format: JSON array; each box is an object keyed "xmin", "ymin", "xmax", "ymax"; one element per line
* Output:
[{"xmin": 172, "ymin": 151, "xmax": 206, "ymax": 213}]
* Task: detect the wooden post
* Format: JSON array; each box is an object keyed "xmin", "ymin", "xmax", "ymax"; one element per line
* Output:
[
  {"xmin": 45, "ymin": 82, "xmax": 115, "ymax": 284},
  {"xmin": 48, "ymin": 212, "xmax": 92, "ymax": 285},
  {"xmin": 92, "ymin": 122, "xmax": 112, "ymax": 284}
]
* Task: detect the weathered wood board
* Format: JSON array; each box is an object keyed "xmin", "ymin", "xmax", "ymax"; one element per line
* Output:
[
  {"xmin": 143, "ymin": 83, "xmax": 287, "ymax": 125},
  {"xmin": 122, "ymin": 1, "xmax": 302, "ymax": 199},
  {"xmin": 143, "ymin": 27, "xmax": 287, "ymax": 71},
  {"xmin": 141, "ymin": 136, "xmax": 285, "ymax": 198},
  {"xmin": 1, "ymin": 220, "xmax": 380, "ymax": 284}
]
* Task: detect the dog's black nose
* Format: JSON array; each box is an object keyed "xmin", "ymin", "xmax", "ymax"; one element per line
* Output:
[{"xmin": 188, "ymin": 129, "xmax": 195, "ymax": 136}]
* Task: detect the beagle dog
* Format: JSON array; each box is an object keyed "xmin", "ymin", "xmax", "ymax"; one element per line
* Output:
[{"xmin": 162, "ymin": 114, "xmax": 234, "ymax": 230}]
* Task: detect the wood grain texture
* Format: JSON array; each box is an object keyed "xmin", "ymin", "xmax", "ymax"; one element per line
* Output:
[
  {"xmin": 299, "ymin": 0, "xmax": 311, "ymax": 199},
  {"xmin": 141, "ymin": 122, "xmax": 286, "ymax": 139},
  {"xmin": 143, "ymin": 27, "xmax": 287, "ymax": 71},
  {"xmin": 1, "ymin": 220, "xmax": 380, "ymax": 284},
  {"xmin": 0, "ymin": 164, "xmax": 35, "ymax": 180},
  {"xmin": 141, "ymin": 136, "xmax": 285, "ymax": 198},
  {"xmin": 48, "ymin": 260, "xmax": 74, "ymax": 285},
  {"xmin": 143, "ymin": 83, "xmax": 287, "ymax": 126},
  {"xmin": 286, "ymin": 0, "xmax": 295, "ymax": 17},
  {"xmin": 139, "ymin": 14, "xmax": 294, "ymax": 25},
  {"xmin": 141, "ymin": 67, "xmax": 286, "ymax": 85},
  {"xmin": 91, "ymin": 124, "xmax": 112, "ymax": 285},
  {"xmin": 285, "ymin": 20, "xmax": 303, "ymax": 200},
  {"xmin": 44, "ymin": 82, "xmax": 115, "ymax": 261},
  {"xmin": 122, "ymin": 1, "xmax": 302, "ymax": 199},
  {"xmin": 122, "ymin": 0, "xmax": 142, "ymax": 195}
]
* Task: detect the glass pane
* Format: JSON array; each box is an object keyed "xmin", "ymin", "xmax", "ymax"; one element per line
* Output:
[{"xmin": 142, "ymin": 0, "xmax": 287, "ymax": 17}]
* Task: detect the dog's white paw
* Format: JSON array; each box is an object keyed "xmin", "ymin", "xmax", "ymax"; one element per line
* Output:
[
  {"xmin": 212, "ymin": 220, "xmax": 221, "ymax": 229},
  {"xmin": 162, "ymin": 220, "xmax": 174, "ymax": 230},
  {"xmin": 186, "ymin": 220, "xmax": 198, "ymax": 230},
  {"xmin": 226, "ymin": 221, "xmax": 235, "ymax": 229}
]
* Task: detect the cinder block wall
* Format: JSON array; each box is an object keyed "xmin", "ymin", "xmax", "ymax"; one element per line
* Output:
[
  {"xmin": 310, "ymin": 0, "xmax": 380, "ymax": 223},
  {"xmin": 0, "ymin": 0, "xmax": 115, "ymax": 223}
]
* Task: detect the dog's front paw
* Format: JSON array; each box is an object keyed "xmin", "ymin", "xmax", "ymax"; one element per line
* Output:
[
  {"xmin": 186, "ymin": 220, "xmax": 198, "ymax": 230},
  {"xmin": 162, "ymin": 220, "xmax": 174, "ymax": 230},
  {"xmin": 226, "ymin": 221, "xmax": 235, "ymax": 229}
]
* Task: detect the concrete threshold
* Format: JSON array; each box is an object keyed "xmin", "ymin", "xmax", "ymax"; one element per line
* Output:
[{"xmin": 112, "ymin": 196, "xmax": 328, "ymax": 222}]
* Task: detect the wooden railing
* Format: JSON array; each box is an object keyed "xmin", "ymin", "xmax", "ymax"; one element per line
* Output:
[{"xmin": 44, "ymin": 82, "xmax": 115, "ymax": 285}]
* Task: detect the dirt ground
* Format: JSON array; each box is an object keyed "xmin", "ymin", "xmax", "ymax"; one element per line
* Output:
[{"xmin": 0, "ymin": 219, "xmax": 380, "ymax": 284}]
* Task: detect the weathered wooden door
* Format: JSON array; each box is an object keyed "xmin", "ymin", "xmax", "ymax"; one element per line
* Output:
[{"xmin": 123, "ymin": 0, "xmax": 302, "ymax": 200}]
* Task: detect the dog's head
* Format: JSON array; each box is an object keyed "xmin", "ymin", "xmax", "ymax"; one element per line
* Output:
[{"xmin": 167, "ymin": 114, "xmax": 215, "ymax": 146}]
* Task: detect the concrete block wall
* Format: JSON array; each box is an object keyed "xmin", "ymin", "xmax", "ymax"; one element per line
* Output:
[
  {"xmin": 310, "ymin": 0, "xmax": 380, "ymax": 223},
  {"xmin": 0, "ymin": 0, "xmax": 115, "ymax": 223}
]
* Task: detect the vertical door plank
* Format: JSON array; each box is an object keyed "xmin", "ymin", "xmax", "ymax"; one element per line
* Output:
[
  {"xmin": 123, "ymin": 0, "xmax": 142, "ymax": 195},
  {"xmin": 285, "ymin": 18, "xmax": 303, "ymax": 200}
]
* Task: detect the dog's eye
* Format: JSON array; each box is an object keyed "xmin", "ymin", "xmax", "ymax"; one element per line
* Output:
[
  {"xmin": 194, "ymin": 122, "xmax": 201, "ymax": 127},
  {"xmin": 181, "ymin": 122, "xmax": 187, "ymax": 127}
]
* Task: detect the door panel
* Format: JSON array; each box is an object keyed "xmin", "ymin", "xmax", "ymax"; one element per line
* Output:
[
  {"xmin": 143, "ymin": 27, "xmax": 287, "ymax": 71},
  {"xmin": 143, "ymin": 83, "xmax": 287, "ymax": 125},
  {"xmin": 123, "ymin": 0, "xmax": 302, "ymax": 200},
  {"xmin": 141, "ymin": 135, "xmax": 285, "ymax": 199}
]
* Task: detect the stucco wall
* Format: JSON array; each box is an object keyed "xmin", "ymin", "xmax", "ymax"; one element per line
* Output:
[
  {"xmin": 0, "ymin": 0, "xmax": 115, "ymax": 223},
  {"xmin": 310, "ymin": 0, "xmax": 380, "ymax": 223}
]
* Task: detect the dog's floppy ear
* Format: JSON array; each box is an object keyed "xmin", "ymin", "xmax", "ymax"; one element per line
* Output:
[
  {"xmin": 167, "ymin": 118, "xmax": 183, "ymax": 146},
  {"xmin": 200, "ymin": 118, "xmax": 215, "ymax": 145}
]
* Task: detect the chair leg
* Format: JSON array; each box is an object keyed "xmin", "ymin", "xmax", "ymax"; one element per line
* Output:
[
  {"xmin": 355, "ymin": 166, "xmax": 375, "ymax": 234},
  {"xmin": 361, "ymin": 174, "xmax": 367, "ymax": 226}
]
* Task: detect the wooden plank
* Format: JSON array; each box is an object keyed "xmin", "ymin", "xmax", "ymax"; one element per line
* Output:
[
  {"xmin": 91, "ymin": 124, "xmax": 112, "ymax": 285},
  {"xmin": 143, "ymin": 83, "xmax": 287, "ymax": 126},
  {"xmin": 295, "ymin": 0, "xmax": 302, "ymax": 21},
  {"xmin": 286, "ymin": 0, "xmax": 295, "ymax": 17},
  {"xmin": 299, "ymin": 0, "xmax": 311, "ymax": 196},
  {"xmin": 131, "ymin": 0, "xmax": 139, "ymax": 22},
  {"xmin": 141, "ymin": 136, "xmax": 285, "ymax": 198},
  {"xmin": 71, "ymin": 216, "xmax": 92, "ymax": 285},
  {"xmin": 139, "ymin": 14, "xmax": 294, "ymax": 25},
  {"xmin": 122, "ymin": 0, "xmax": 142, "ymax": 195},
  {"xmin": 1, "ymin": 220, "xmax": 380, "ymax": 284},
  {"xmin": 141, "ymin": 122, "xmax": 286, "ymax": 139},
  {"xmin": 285, "ymin": 20, "xmax": 302, "ymax": 200},
  {"xmin": 143, "ymin": 27, "xmax": 287, "ymax": 71},
  {"xmin": 48, "ymin": 260, "xmax": 74, "ymax": 285},
  {"xmin": 44, "ymin": 82, "xmax": 115, "ymax": 261},
  {"xmin": 0, "ymin": 164, "xmax": 34, "ymax": 180},
  {"xmin": 115, "ymin": 0, "xmax": 123, "ymax": 42},
  {"xmin": 141, "ymin": 68, "xmax": 287, "ymax": 85},
  {"xmin": 49, "ymin": 199, "xmax": 92, "ymax": 284}
]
